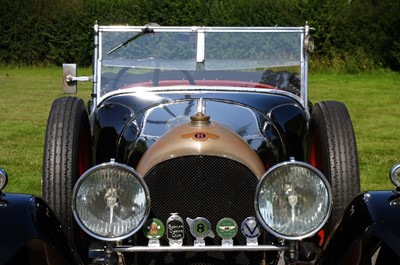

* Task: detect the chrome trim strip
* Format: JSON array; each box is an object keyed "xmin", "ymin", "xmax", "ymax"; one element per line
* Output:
[
  {"xmin": 98, "ymin": 26, "xmax": 305, "ymax": 33},
  {"xmin": 196, "ymin": 27, "xmax": 205, "ymax": 63},
  {"xmin": 99, "ymin": 86, "xmax": 305, "ymax": 108}
]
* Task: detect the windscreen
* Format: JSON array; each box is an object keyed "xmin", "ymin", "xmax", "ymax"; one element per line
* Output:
[{"xmin": 98, "ymin": 27, "xmax": 303, "ymax": 98}]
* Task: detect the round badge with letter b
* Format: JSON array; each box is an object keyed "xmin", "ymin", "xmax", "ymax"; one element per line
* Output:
[{"xmin": 186, "ymin": 217, "xmax": 215, "ymax": 246}]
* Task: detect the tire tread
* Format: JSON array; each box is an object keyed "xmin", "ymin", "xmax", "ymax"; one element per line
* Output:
[
  {"xmin": 42, "ymin": 97, "xmax": 88, "ymax": 238},
  {"xmin": 311, "ymin": 101, "xmax": 360, "ymax": 231}
]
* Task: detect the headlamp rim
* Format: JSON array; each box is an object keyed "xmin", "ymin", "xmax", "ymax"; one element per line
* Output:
[
  {"xmin": 254, "ymin": 160, "xmax": 332, "ymax": 240},
  {"xmin": 390, "ymin": 163, "xmax": 400, "ymax": 188},
  {"xmin": 0, "ymin": 168, "xmax": 8, "ymax": 191},
  {"xmin": 72, "ymin": 161, "xmax": 151, "ymax": 241}
]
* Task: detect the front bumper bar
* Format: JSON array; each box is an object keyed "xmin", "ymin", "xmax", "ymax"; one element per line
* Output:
[{"xmin": 113, "ymin": 244, "xmax": 288, "ymax": 252}]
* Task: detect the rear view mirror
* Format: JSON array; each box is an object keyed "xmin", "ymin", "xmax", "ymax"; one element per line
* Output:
[{"xmin": 62, "ymin": 63, "xmax": 77, "ymax": 94}]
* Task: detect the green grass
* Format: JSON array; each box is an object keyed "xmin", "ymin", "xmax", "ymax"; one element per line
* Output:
[
  {"xmin": 0, "ymin": 66, "xmax": 92, "ymax": 195},
  {"xmin": 309, "ymin": 71, "xmax": 400, "ymax": 190},
  {"xmin": 0, "ymin": 67, "xmax": 399, "ymax": 195}
]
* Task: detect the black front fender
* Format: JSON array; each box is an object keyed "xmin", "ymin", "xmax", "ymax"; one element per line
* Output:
[
  {"xmin": 318, "ymin": 191, "xmax": 400, "ymax": 264},
  {"xmin": 0, "ymin": 193, "xmax": 81, "ymax": 265}
]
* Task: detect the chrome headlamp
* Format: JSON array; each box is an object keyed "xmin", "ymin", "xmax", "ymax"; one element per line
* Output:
[
  {"xmin": 0, "ymin": 168, "xmax": 8, "ymax": 191},
  {"xmin": 255, "ymin": 160, "xmax": 332, "ymax": 240},
  {"xmin": 72, "ymin": 160, "xmax": 150, "ymax": 241},
  {"xmin": 390, "ymin": 163, "xmax": 400, "ymax": 188}
]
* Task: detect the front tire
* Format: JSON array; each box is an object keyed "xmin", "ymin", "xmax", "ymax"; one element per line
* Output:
[
  {"xmin": 42, "ymin": 96, "xmax": 92, "ymax": 258},
  {"xmin": 309, "ymin": 101, "xmax": 360, "ymax": 237}
]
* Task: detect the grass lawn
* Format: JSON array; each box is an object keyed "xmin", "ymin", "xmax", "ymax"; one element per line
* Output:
[
  {"xmin": 0, "ymin": 66, "xmax": 92, "ymax": 195},
  {"xmin": 0, "ymin": 67, "xmax": 399, "ymax": 195},
  {"xmin": 309, "ymin": 71, "xmax": 400, "ymax": 190}
]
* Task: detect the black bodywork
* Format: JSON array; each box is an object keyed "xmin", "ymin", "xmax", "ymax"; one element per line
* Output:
[
  {"xmin": 318, "ymin": 191, "xmax": 400, "ymax": 264},
  {"xmin": 0, "ymin": 193, "xmax": 81, "ymax": 265},
  {"xmin": 93, "ymin": 91, "xmax": 308, "ymax": 167}
]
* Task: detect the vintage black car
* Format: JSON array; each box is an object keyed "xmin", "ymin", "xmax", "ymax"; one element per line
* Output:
[
  {"xmin": 2, "ymin": 165, "xmax": 400, "ymax": 265},
  {"xmin": 1, "ymin": 24, "xmax": 384, "ymax": 265}
]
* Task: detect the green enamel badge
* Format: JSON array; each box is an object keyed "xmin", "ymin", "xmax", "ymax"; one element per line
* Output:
[
  {"xmin": 143, "ymin": 218, "xmax": 165, "ymax": 239},
  {"xmin": 216, "ymin": 218, "xmax": 238, "ymax": 239}
]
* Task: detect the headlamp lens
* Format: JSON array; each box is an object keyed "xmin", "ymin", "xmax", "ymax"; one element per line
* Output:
[
  {"xmin": 255, "ymin": 161, "xmax": 331, "ymax": 240},
  {"xmin": 0, "ymin": 169, "xmax": 8, "ymax": 191},
  {"xmin": 390, "ymin": 163, "xmax": 400, "ymax": 188},
  {"xmin": 73, "ymin": 162, "xmax": 150, "ymax": 241}
]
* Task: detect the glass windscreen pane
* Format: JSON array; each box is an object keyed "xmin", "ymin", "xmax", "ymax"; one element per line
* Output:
[
  {"xmin": 99, "ymin": 29, "xmax": 302, "ymax": 97},
  {"xmin": 205, "ymin": 32, "xmax": 301, "ymax": 70}
]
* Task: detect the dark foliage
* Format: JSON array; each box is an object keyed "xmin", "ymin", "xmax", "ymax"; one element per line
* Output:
[
  {"xmin": 0, "ymin": 0, "xmax": 398, "ymax": 71},
  {"xmin": 330, "ymin": 0, "xmax": 400, "ymax": 70}
]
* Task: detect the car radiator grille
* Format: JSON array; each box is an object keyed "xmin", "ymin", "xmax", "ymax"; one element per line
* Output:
[{"xmin": 136, "ymin": 155, "xmax": 264, "ymax": 265}]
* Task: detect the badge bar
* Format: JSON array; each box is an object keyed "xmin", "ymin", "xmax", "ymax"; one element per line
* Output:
[
  {"xmin": 114, "ymin": 245, "xmax": 288, "ymax": 252},
  {"xmin": 142, "ymin": 216, "xmax": 263, "ymax": 247}
]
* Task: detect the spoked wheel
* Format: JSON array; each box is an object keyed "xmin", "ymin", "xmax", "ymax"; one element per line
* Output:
[
  {"xmin": 42, "ymin": 97, "xmax": 92, "ymax": 261},
  {"xmin": 309, "ymin": 101, "xmax": 360, "ymax": 238}
]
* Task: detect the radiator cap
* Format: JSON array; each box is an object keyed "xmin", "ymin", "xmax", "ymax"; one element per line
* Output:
[{"xmin": 190, "ymin": 112, "xmax": 210, "ymax": 126}]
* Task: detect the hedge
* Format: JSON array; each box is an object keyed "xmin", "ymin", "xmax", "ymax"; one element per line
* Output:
[{"xmin": 0, "ymin": 0, "xmax": 399, "ymax": 71}]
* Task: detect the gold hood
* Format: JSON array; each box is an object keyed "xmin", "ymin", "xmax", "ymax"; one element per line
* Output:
[{"xmin": 136, "ymin": 112, "xmax": 265, "ymax": 178}]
